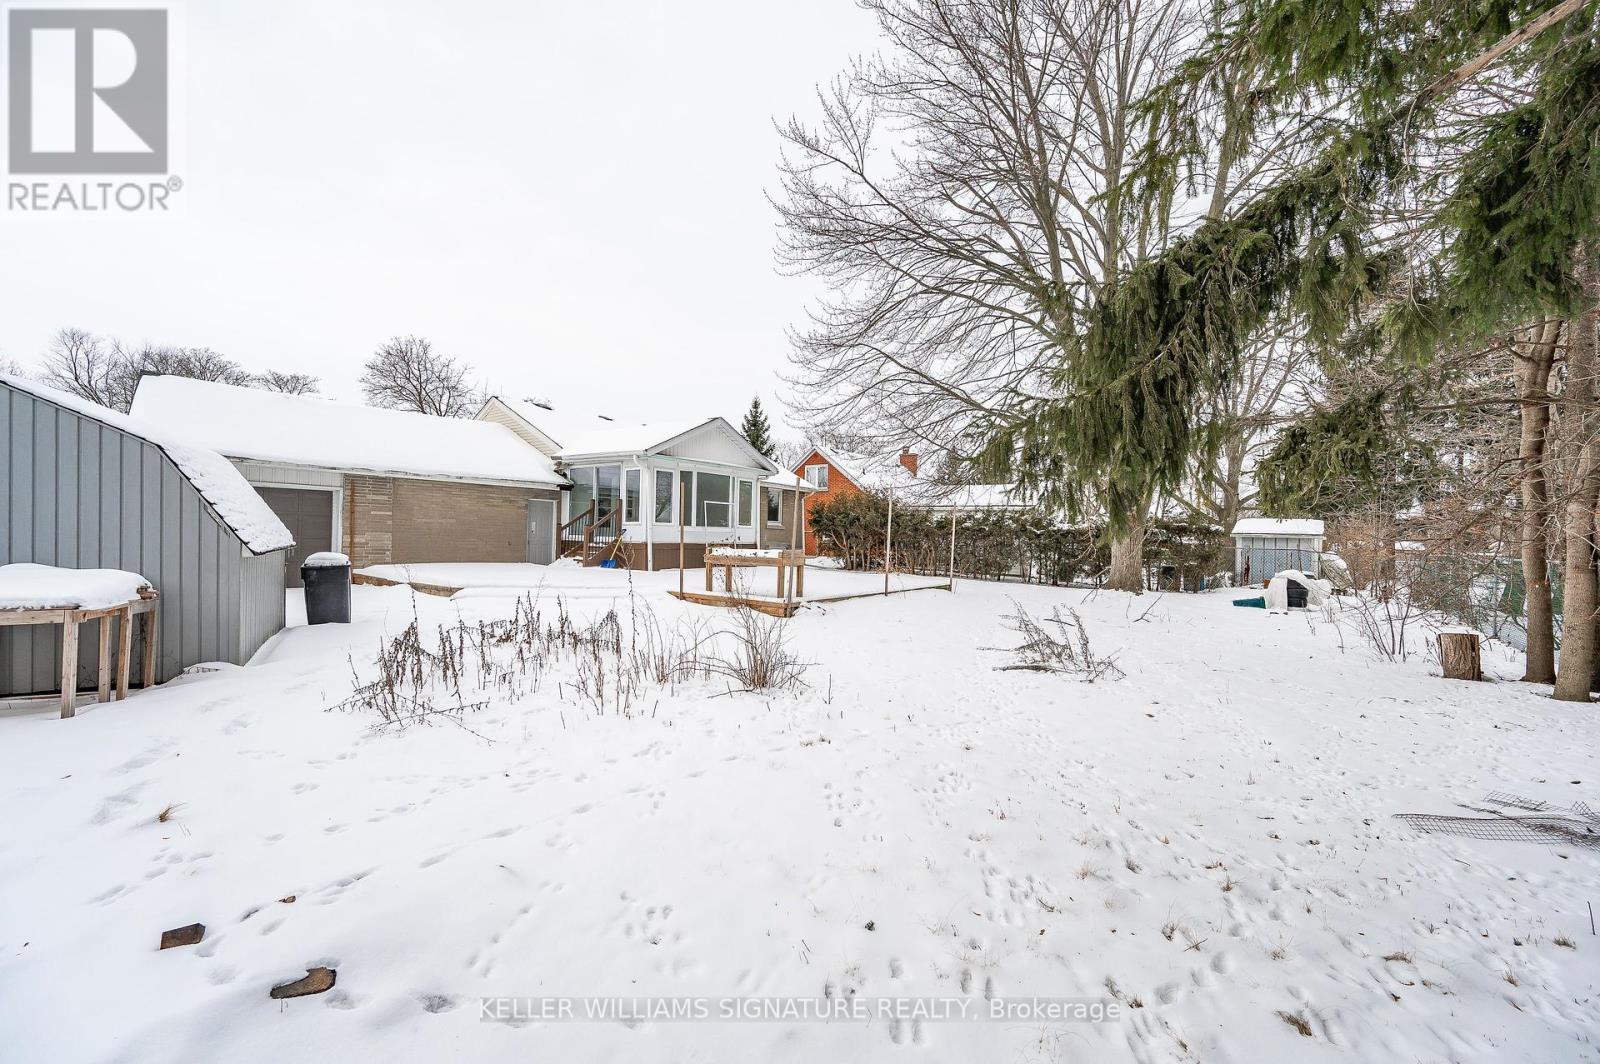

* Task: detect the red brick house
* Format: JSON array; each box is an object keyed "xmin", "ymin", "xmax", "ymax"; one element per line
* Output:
[{"xmin": 792, "ymin": 446, "xmax": 919, "ymax": 555}]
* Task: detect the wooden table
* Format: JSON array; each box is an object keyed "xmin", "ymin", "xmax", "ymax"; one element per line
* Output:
[
  {"xmin": 0, "ymin": 591, "xmax": 159, "ymax": 719},
  {"xmin": 704, "ymin": 550, "xmax": 807, "ymax": 599}
]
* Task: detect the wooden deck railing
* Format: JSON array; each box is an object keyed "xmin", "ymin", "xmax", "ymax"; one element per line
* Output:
[{"xmin": 558, "ymin": 501, "xmax": 622, "ymax": 563}]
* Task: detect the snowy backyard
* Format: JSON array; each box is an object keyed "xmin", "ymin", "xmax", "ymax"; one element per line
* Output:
[{"xmin": 2, "ymin": 571, "xmax": 1598, "ymax": 1063}]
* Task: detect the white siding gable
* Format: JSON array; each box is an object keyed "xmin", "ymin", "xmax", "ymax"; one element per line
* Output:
[{"xmin": 657, "ymin": 422, "xmax": 763, "ymax": 467}]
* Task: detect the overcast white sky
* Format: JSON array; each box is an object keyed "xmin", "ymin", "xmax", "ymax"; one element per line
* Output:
[{"xmin": 0, "ymin": 0, "xmax": 881, "ymax": 431}]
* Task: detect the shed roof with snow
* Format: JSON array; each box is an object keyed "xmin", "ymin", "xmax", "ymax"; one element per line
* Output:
[
  {"xmin": 132, "ymin": 377, "xmax": 564, "ymax": 487},
  {"xmin": 2, "ymin": 375, "xmax": 294, "ymax": 696},
  {"xmin": 1231, "ymin": 518, "xmax": 1325, "ymax": 537},
  {"xmin": 5, "ymin": 375, "xmax": 292, "ymax": 553},
  {"xmin": 1230, "ymin": 518, "xmax": 1325, "ymax": 582}
]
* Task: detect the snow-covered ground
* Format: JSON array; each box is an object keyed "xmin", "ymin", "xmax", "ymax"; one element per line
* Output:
[
  {"xmin": 359, "ymin": 560, "xmax": 950, "ymax": 602},
  {"xmin": 2, "ymin": 574, "xmax": 1598, "ymax": 1063}
]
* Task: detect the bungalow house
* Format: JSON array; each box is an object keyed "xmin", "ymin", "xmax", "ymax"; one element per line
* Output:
[
  {"xmin": 131, "ymin": 377, "xmax": 565, "ymax": 584},
  {"xmin": 478, "ymin": 396, "xmax": 813, "ymax": 569},
  {"xmin": 3, "ymin": 375, "xmax": 294, "ymax": 696},
  {"xmin": 792, "ymin": 444, "xmax": 1031, "ymax": 555}
]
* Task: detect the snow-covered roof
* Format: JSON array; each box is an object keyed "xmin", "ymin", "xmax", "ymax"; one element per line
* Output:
[
  {"xmin": 762, "ymin": 469, "xmax": 819, "ymax": 492},
  {"xmin": 132, "ymin": 377, "xmax": 563, "ymax": 487},
  {"xmin": 799, "ymin": 445, "xmax": 1029, "ymax": 509},
  {"xmin": 0, "ymin": 563, "xmax": 152, "ymax": 610},
  {"xmin": 3, "ymin": 374, "xmax": 294, "ymax": 554},
  {"xmin": 803, "ymin": 444, "xmax": 918, "ymax": 492},
  {"xmin": 488, "ymin": 396, "xmax": 776, "ymax": 471},
  {"xmin": 1231, "ymin": 518, "xmax": 1325, "ymax": 537}
]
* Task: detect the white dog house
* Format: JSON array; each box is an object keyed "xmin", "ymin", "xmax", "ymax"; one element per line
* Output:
[{"xmin": 1231, "ymin": 518, "xmax": 1325, "ymax": 585}]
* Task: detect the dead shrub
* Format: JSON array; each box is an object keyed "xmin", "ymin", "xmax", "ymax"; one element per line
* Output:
[
  {"xmin": 703, "ymin": 605, "xmax": 810, "ymax": 693},
  {"xmin": 331, "ymin": 592, "xmax": 722, "ymax": 730},
  {"xmin": 989, "ymin": 601, "xmax": 1123, "ymax": 681}
]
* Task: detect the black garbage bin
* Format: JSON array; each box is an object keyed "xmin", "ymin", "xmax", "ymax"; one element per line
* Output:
[
  {"xmin": 1285, "ymin": 578, "xmax": 1309, "ymax": 609},
  {"xmin": 301, "ymin": 552, "xmax": 351, "ymax": 624}
]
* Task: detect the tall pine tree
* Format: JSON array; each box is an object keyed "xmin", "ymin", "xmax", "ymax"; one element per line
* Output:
[
  {"xmin": 981, "ymin": 0, "xmax": 1600, "ymax": 693},
  {"xmin": 741, "ymin": 397, "xmax": 777, "ymax": 460},
  {"xmin": 988, "ymin": 0, "xmax": 1597, "ymax": 519}
]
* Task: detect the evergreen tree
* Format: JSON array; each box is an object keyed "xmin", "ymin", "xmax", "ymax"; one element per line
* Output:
[
  {"xmin": 992, "ymin": 0, "xmax": 1597, "ymax": 512},
  {"xmin": 741, "ymin": 396, "xmax": 777, "ymax": 460},
  {"xmin": 981, "ymin": 0, "xmax": 1600, "ymax": 693}
]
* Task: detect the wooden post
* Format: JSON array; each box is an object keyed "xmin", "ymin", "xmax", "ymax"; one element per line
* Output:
[
  {"xmin": 60, "ymin": 615, "xmax": 79, "ymax": 719},
  {"xmin": 1438, "ymin": 632, "xmax": 1483, "ymax": 681},
  {"xmin": 884, "ymin": 491, "xmax": 895, "ymax": 594},
  {"xmin": 96, "ymin": 612, "xmax": 113, "ymax": 704},
  {"xmin": 947, "ymin": 509, "xmax": 958, "ymax": 591},
  {"xmin": 141, "ymin": 605, "xmax": 158, "ymax": 688},
  {"xmin": 788, "ymin": 487, "xmax": 801, "ymax": 604},
  {"xmin": 116, "ymin": 605, "xmax": 134, "ymax": 700}
]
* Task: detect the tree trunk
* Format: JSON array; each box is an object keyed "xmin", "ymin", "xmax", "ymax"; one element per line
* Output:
[
  {"xmin": 1554, "ymin": 249, "xmax": 1600, "ymax": 702},
  {"xmin": 1105, "ymin": 517, "xmax": 1147, "ymax": 593},
  {"xmin": 1515, "ymin": 319, "xmax": 1560, "ymax": 684},
  {"xmin": 1438, "ymin": 632, "xmax": 1483, "ymax": 681}
]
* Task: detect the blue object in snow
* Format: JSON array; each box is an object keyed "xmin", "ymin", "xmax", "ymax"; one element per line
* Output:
[
  {"xmin": 1232, "ymin": 596, "xmax": 1266, "ymax": 609},
  {"xmin": 599, "ymin": 559, "xmax": 620, "ymax": 569}
]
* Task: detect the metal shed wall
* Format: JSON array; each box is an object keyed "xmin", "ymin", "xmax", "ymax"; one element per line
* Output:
[
  {"xmin": 1233, "ymin": 534, "xmax": 1324, "ymax": 582},
  {"xmin": 1, "ymin": 384, "xmax": 287, "ymax": 695}
]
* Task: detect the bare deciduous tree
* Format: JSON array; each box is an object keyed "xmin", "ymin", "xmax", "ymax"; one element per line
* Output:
[
  {"xmin": 254, "ymin": 370, "xmax": 321, "ymax": 395},
  {"xmin": 360, "ymin": 335, "xmax": 480, "ymax": 417},
  {"xmin": 1169, "ymin": 335, "xmax": 1315, "ymax": 532},
  {"xmin": 41, "ymin": 327, "xmax": 122, "ymax": 407},
  {"xmin": 40, "ymin": 329, "xmax": 258, "ymax": 411},
  {"xmin": 775, "ymin": 0, "xmax": 1202, "ymax": 591}
]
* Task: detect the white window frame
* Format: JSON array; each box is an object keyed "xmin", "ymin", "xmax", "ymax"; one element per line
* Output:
[
  {"xmin": 765, "ymin": 487, "xmax": 784, "ymax": 526},
  {"xmin": 696, "ymin": 470, "xmax": 733, "ymax": 529},
  {"xmin": 804, "ymin": 463, "xmax": 829, "ymax": 489},
  {"xmin": 653, "ymin": 468, "xmax": 675, "ymax": 523},
  {"xmin": 737, "ymin": 480, "xmax": 754, "ymax": 527},
  {"xmin": 624, "ymin": 467, "xmax": 641, "ymax": 524}
]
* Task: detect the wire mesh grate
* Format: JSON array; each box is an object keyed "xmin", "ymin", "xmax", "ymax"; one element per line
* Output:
[{"xmin": 1395, "ymin": 793, "xmax": 1600, "ymax": 849}]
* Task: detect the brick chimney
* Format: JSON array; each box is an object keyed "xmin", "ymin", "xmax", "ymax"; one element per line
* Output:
[{"xmin": 899, "ymin": 447, "xmax": 919, "ymax": 477}]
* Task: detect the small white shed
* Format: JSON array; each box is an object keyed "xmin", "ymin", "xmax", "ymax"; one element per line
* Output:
[{"xmin": 1231, "ymin": 518, "xmax": 1325, "ymax": 585}]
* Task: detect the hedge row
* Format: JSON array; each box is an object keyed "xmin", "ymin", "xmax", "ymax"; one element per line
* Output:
[{"xmin": 807, "ymin": 491, "xmax": 1229, "ymax": 589}]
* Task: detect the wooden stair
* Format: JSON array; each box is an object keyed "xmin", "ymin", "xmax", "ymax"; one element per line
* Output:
[{"xmin": 558, "ymin": 502, "xmax": 622, "ymax": 567}]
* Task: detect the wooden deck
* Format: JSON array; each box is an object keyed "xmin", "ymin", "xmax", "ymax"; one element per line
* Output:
[{"xmin": 669, "ymin": 577, "xmax": 952, "ymax": 618}]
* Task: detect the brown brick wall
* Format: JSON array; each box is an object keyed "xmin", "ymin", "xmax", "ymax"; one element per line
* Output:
[
  {"xmin": 343, "ymin": 475, "xmax": 562, "ymax": 566},
  {"xmin": 759, "ymin": 485, "xmax": 805, "ymax": 551},
  {"xmin": 344, "ymin": 474, "xmax": 394, "ymax": 568}
]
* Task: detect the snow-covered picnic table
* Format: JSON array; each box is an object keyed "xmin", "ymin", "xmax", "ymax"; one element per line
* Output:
[{"xmin": 0, "ymin": 564, "xmax": 160, "ymax": 717}]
